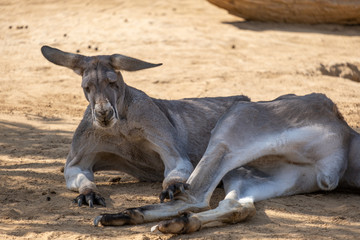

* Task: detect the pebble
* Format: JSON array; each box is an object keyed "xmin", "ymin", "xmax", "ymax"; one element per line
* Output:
[{"xmin": 9, "ymin": 25, "xmax": 28, "ymax": 30}]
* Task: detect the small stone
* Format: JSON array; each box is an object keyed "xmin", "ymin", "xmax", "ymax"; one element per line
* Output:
[{"xmin": 46, "ymin": 196, "xmax": 51, "ymax": 201}]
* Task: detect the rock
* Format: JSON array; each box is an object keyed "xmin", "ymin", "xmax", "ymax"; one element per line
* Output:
[{"xmin": 207, "ymin": 0, "xmax": 360, "ymax": 24}]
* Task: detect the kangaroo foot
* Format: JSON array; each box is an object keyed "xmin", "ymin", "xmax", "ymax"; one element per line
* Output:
[
  {"xmin": 154, "ymin": 212, "xmax": 201, "ymax": 234},
  {"xmin": 94, "ymin": 207, "xmax": 144, "ymax": 226}
]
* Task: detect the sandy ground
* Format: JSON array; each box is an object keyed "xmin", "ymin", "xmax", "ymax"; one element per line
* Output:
[{"xmin": 1, "ymin": 0, "xmax": 360, "ymax": 239}]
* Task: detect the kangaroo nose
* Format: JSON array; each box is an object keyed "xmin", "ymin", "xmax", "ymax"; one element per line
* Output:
[
  {"xmin": 95, "ymin": 108, "xmax": 114, "ymax": 120},
  {"xmin": 96, "ymin": 109, "xmax": 107, "ymax": 117},
  {"xmin": 100, "ymin": 109, "xmax": 107, "ymax": 116}
]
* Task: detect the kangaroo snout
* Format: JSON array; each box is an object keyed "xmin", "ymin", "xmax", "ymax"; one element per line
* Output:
[
  {"xmin": 95, "ymin": 107, "xmax": 113, "ymax": 119},
  {"xmin": 94, "ymin": 101, "xmax": 116, "ymax": 127}
]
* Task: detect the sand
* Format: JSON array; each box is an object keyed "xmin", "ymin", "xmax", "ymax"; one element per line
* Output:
[{"xmin": 1, "ymin": 0, "xmax": 360, "ymax": 239}]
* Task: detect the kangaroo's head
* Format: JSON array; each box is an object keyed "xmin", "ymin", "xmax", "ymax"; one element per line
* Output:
[{"xmin": 41, "ymin": 46, "xmax": 161, "ymax": 128}]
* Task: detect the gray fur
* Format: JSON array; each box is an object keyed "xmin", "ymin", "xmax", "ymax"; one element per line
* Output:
[{"xmin": 41, "ymin": 45, "xmax": 250, "ymax": 198}]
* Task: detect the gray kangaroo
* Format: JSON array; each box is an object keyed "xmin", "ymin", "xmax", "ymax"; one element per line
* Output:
[{"xmin": 41, "ymin": 46, "xmax": 360, "ymax": 234}]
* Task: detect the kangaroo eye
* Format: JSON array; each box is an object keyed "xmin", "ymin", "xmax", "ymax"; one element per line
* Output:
[
  {"xmin": 84, "ymin": 87, "xmax": 90, "ymax": 93},
  {"xmin": 109, "ymin": 82, "xmax": 117, "ymax": 88}
]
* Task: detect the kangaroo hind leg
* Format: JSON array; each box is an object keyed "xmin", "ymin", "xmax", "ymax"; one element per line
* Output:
[{"xmin": 154, "ymin": 159, "xmax": 323, "ymax": 234}]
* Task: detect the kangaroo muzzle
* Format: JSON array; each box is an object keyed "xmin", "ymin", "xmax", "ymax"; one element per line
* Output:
[{"xmin": 93, "ymin": 101, "xmax": 116, "ymax": 128}]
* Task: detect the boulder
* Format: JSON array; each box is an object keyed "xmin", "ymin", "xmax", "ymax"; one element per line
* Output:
[{"xmin": 208, "ymin": 0, "xmax": 360, "ymax": 24}]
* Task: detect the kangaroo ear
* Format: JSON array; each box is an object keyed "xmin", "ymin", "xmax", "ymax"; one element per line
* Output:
[
  {"xmin": 110, "ymin": 54, "xmax": 162, "ymax": 71},
  {"xmin": 41, "ymin": 46, "xmax": 87, "ymax": 75}
]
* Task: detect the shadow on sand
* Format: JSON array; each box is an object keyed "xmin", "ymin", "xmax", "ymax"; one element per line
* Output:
[
  {"xmin": 0, "ymin": 118, "xmax": 73, "ymax": 160},
  {"xmin": 224, "ymin": 20, "xmax": 360, "ymax": 36}
]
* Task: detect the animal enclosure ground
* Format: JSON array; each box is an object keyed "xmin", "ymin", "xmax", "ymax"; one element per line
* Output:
[{"xmin": 1, "ymin": 0, "xmax": 360, "ymax": 239}]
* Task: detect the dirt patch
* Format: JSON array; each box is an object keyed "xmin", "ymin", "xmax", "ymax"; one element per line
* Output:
[{"xmin": 319, "ymin": 62, "xmax": 360, "ymax": 82}]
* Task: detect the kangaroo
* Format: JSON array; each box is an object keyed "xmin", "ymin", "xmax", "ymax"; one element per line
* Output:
[{"xmin": 41, "ymin": 46, "xmax": 360, "ymax": 234}]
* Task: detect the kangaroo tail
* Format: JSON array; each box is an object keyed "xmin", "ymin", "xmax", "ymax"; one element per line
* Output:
[{"xmin": 344, "ymin": 129, "xmax": 360, "ymax": 188}]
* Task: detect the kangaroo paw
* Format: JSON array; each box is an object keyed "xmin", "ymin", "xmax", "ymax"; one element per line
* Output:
[
  {"xmin": 73, "ymin": 191, "xmax": 106, "ymax": 208},
  {"xmin": 159, "ymin": 182, "xmax": 190, "ymax": 203}
]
